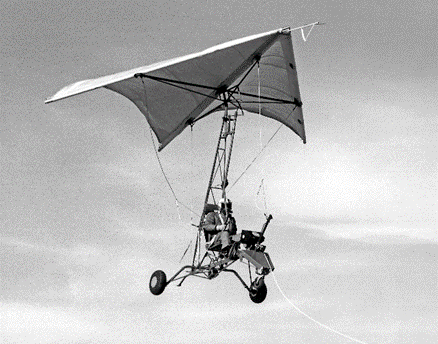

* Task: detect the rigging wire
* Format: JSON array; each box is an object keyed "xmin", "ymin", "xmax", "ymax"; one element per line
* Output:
[
  {"xmin": 257, "ymin": 61, "xmax": 263, "ymax": 150},
  {"xmin": 190, "ymin": 124, "xmax": 195, "ymax": 224},
  {"xmin": 180, "ymin": 125, "xmax": 198, "ymax": 263},
  {"xmin": 140, "ymin": 76, "xmax": 199, "ymax": 263},
  {"xmin": 228, "ymin": 110, "xmax": 292, "ymax": 192},
  {"xmin": 148, "ymin": 125, "xmax": 201, "ymax": 218},
  {"xmin": 271, "ymin": 272, "xmax": 369, "ymax": 344},
  {"xmin": 179, "ymin": 239, "xmax": 193, "ymax": 263},
  {"xmin": 149, "ymin": 126, "xmax": 199, "ymax": 264},
  {"xmin": 255, "ymin": 178, "xmax": 269, "ymax": 214},
  {"xmin": 140, "ymin": 76, "xmax": 200, "ymax": 219},
  {"xmin": 149, "ymin": 127, "xmax": 182, "ymax": 221}
]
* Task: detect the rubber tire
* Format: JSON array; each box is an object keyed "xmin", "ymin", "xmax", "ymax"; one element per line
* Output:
[
  {"xmin": 149, "ymin": 270, "xmax": 167, "ymax": 295},
  {"xmin": 249, "ymin": 280, "xmax": 267, "ymax": 304}
]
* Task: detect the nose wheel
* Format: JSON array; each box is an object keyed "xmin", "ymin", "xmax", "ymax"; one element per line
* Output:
[{"xmin": 249, "ymin": 277, "xmax": 267, "ymax": 303}]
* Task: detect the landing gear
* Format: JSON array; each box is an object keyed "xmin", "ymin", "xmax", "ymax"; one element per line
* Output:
[
  {"xmin": 249, "ymin": 277, "xmax": 267, "ymax": 303},
  {"xmin": 149, "ymin": 215, "xmax": 275, "ymax": 301},
  {"xmin": 149, "ymin": 270, "xmax": 167, "ymax": 295}
]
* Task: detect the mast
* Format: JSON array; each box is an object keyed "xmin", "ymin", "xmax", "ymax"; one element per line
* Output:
[{"xmin": 192, "ymin": 92, "xmax": 238, "ymax": 265}]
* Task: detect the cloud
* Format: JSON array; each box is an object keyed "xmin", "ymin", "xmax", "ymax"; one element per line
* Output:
[{"xmin": 0, "ymin": 302, "xmax": 108, "ymax": 344}]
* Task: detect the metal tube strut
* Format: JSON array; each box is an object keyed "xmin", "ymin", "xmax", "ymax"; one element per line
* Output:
[{"xmin": 192, "ymin": 92, "xmax": 238, "ymax": 266}]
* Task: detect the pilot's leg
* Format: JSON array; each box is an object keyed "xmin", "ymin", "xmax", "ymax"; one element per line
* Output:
[{"xmin": 220, "ymin": 231, "xmax": 231, "ymax": 249}]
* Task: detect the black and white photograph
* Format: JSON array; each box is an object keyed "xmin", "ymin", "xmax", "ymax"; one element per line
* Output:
[{"xmin": 1, "ymin": 1, "xmax": 436, "ymax": 343}]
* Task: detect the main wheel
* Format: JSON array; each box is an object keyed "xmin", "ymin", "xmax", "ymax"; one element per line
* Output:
[
  {"xmin": 149, "ymin": 270, "xmax": 167, "ymax": 295},
  {"xmin": 249, "ymin": 278, "xmax": 267, "ymax": 303}
]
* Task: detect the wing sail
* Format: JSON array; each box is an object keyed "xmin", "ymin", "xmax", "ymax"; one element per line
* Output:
[
  {"xmin": 237, "ymin": 33, "xmax": 305, "ymax": 143},
  {"xmin": 45, "ymin": 27, "xmax": 305, "ymax": 150},
  {"xmin": 201, "ymin": 33, "xmax": 305, "ymax": 143}
]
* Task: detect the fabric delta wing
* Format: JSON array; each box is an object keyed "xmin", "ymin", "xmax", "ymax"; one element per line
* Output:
[{"xmin": 45, "ymin": 27, "xmax": 305, "ymax": 150}]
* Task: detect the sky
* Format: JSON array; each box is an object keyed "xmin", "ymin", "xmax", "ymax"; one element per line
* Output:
[{"xmin": 1, "ymin": 0, "xmax": 437, "ymax": 343}]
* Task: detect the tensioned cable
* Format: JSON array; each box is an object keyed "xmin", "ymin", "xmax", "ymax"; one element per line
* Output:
[
  {"xmin": 255, "ymin": 178, "xmax": 268, "ymax": 214},
  {"xmin": 180, "ymin": 125, "xmax": 196, "ymax": 263},
  {"xmin": 149, "ymin": 127, "xmax": 181, "ymax": 221},
  {"xmin": 257, "ymin": 62, "xmax": 263, "ymax": 150},
  {"xmin": 149, "ymin": 126, "xmax": 200, "ymax": 264},
  {"xmin": 271, "ymin": 272, "xmax": 369, "ymax": 344},
  {"xmin": 179, "ymin": 239, "xmax": 193, "ymax": 262},
  {"xmin": 140, "ymin": 76, "xmax": 200, "ymax": 219},
  {"xmin": 190, "ymin": 124, "xmax": 195, "ymax": 223},
  {"xmin": 228, "ymin": 109, "xmax": 294, "ymax": 191},
  {"xmin": 149, "ymin": 127, "xmax": 200, "ymax": 218},
  {"xmin": 140, "ymin": 77, "xmax": 200, "ymax": 265}
]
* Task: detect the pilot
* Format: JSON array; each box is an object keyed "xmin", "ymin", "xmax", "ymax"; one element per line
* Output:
[{"xmin": 203, "ymin": 198, "xmax": 237, "ymax": 251}]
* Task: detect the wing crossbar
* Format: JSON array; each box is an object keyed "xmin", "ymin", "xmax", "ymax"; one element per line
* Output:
[{"xmin": 133, "ymin": 72, "xmax": 302, "ymax": 109}]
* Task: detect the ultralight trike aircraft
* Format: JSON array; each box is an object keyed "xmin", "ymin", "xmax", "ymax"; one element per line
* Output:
[{"xmin": 45, "ymin": 25, "xmax": 318, "ymax": 303}]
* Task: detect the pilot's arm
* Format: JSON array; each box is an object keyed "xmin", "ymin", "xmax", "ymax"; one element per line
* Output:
[
  {"xmin": 203, "ymin": 212, "xmax": 226, "ymax": 232},
  {"xmin": 203, "ymin": 212, "xmax": 219, "ymax": 232}
]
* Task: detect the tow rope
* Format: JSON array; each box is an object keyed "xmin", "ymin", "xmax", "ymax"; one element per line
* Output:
[{"xmin": 271, "ymin": 271, "xmax": 369, "ymax": 344}]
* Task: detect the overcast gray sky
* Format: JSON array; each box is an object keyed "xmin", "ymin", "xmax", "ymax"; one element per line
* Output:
[{"xmin": 1, "ymin": 0, "xmax": 437, "ymax": 343}]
